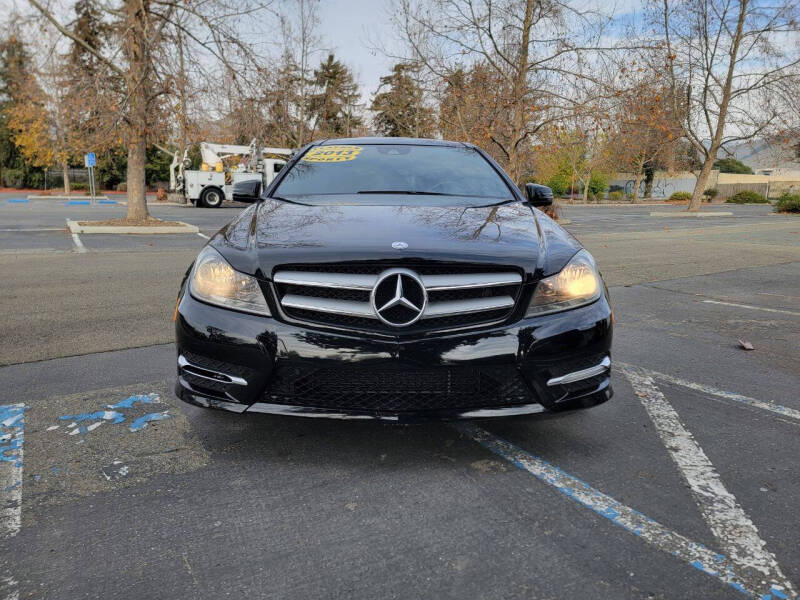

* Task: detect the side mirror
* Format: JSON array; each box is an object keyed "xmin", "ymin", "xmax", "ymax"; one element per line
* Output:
[
  {"xmin": 525, "ymin": 183, "xmax": 554, "ymax": 207},
  {"xmin": 232, "ymin": 180, "xmax": 262, "ymax": 203}
]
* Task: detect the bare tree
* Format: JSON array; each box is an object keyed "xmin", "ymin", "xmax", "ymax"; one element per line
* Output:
[
  {"xmin": 389, "ymin": 0, "xmax": 634, "ymax": 181},
  {"xmin": 654, "ymin": 0, "xmax": 800, "ymax": 210},
  {"xmin": 26, "ymin": 0, "xmax": 275, "ymax": 222},
  {"xmin": 611, "ymin": 76, "xmax": 686, "ymax": 202}
]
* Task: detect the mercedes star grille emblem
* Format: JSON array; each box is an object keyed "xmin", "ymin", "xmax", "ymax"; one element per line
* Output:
[{"xmin": 371, "ymin": 268, "xmax": 427, "ymax": 327}]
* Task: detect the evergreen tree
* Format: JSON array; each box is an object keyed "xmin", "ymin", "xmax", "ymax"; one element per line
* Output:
[
  {"xmin": 370, "ymin": 63, "xmax": 434, "ymax": 138},
  {"xmin": 68, "ymin": 0, "xmax": 107, "ymax": 77},
  {"xmin": 309, "ymin": 54, "xmax": 361, "ymax": 137},
  {"xmin": 0, "ymin": 35, "xmax": 39, "ymax": 186}
]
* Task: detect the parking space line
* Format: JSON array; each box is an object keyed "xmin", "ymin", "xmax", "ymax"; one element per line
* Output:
[
  {"xmin": 0, "ymin": 228, "xmax": 65, "ymax": 232},
  {"xmin": 66, "ymin": 219, "xmax": 87, "ymax": 253},
  {"xmin": 455, "ymin": 422, "xmax": 791, "ymax": 599},
  {"xmin": 701, "ymin": 299, "xmax": 800, "ymax": 317},
  {"xmin": 623, "ymin": 367, "xmax": 796, "ymax": 598},
  {"xmin": 196, "ymin": 232, "xmax": 210, "ymax": 240},
  {"xmin": 620, "ymin": 364, "xmax": 800, "ymax": 423},
  {"xmin": 1, "ymin": 404, "xmax": 26, "ymax": 539}
]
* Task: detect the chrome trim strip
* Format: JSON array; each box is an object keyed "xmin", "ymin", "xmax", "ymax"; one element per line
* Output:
[
  {"xmin": 280, "ymin": 294, "xmax": 378, "ymax": 318},
  {"xmin": 245, "ymin": 402, "xmax": 547, "ymax": 420},
  {"xmin": 178, "ymin": 355, "xmax": 248, "ymax": 386},
  {"xmin": 247, "ymin": 402, "xmax": 399, "ymax": 421},
  {"xmin": 546, "ymin": 356, "xmax": 611, "ymax": 387},
  {"xmin": 422, "ymin": 273, "xmax": 521, "ymax": 290},
  {"xmin": 279, "ymin": 294, "xmax": 516, "ymax": 321},
  {"xmin": 274, "ymin": 271, "xmax": 376, "ymax": 290},
  {"xmin": 422, "ymin": 296, "xmax": 515, "ymax": 318},
  {"xmin": 273, "ymin": 270, "xmax": 521, "ymax": 292},
  {"xmin": 185, "ymin": 393, "xmax": 248, "ymax": 413}
]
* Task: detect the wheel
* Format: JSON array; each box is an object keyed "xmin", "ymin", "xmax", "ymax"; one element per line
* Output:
[{"xmin": 199, "ymin": 187, "xmax": 224, "ymax": 208}]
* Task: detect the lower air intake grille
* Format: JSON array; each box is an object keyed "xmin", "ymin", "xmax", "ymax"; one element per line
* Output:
[{"xmin": 264, "ymin": 364, "xmax": 534, "ymax": 412}]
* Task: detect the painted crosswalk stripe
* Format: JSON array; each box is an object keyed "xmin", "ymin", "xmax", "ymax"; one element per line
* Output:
[
  {"xmin": 622, "ymin": 367, "xmax": 796, "ymax": 599},
  {"xmin": 456, "ymin": 421, "xmax": 795, "ymax": 599},
  {"xmin": 619, "ymin": 364, "xmax": 800, "ymax": 424}
]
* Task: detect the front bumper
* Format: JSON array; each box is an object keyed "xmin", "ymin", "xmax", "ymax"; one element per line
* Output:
[{"xmin": 174, "ymin": 291, "xmax": 613, "ymax": 422}]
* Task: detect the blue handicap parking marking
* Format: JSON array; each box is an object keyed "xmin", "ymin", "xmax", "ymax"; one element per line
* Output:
[
  {"xmin": 65, "ymin": 200, "xmax": 92, "ymax": 206},
  {"xmin": 6, "ymin": 198, "xmax": 28, "ymax": 204},
  {"xmin": 97, "ymin": 200, "xmax": 117, "ymax": 205}
]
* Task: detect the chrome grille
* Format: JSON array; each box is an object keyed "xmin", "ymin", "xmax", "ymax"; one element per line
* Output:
[{"xmin": 273, "ymin": 263, "xmax": 523, "ymax": 334}]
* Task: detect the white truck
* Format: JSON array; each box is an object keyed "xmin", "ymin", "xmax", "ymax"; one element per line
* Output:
[{"xmin": 172, "ymin": 139, "xmax": 292, "ymax": 207}]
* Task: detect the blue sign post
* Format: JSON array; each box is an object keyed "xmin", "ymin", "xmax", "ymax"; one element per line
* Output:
[{"xmin": 85, "ymin": 153, "xmax": 97, "ymax": 200}]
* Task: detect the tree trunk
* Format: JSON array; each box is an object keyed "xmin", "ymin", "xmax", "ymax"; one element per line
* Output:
[
  {"xmin": 631, "ymin": 170, "xmax": 643, "ymax": 203},
  {"xmin": 688, "ymin": 1, "xmax": 747, "ymax": 211},
  {"xmin": 507, "ymin": 0, "xmax": 534, "ymax": 182},
  {"xmin": 126, "ymin": 139, "xmax": 148, "ymax": 220},
  {"xmin": 582, "ymin": 174, "xmax": 590, "ymax": 203},
  {"xmin": 124, "ymin": 0, "xmax": 150, "ymax": 221},
  {"xmin": 643, "ymin": 164, "xmax": 655, "ymax": 198},
  {"xmin": 61, "ymin": 159, "xmax": 71, "ymax": 195},
  {"xmin": 689, "ymin": 152, "xmax": 718, "ymax": 211}
]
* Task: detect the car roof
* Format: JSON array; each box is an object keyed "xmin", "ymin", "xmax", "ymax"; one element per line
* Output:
[{"xmin": 316, "ymin": 137, "xmax": 468, "ymax": 148}]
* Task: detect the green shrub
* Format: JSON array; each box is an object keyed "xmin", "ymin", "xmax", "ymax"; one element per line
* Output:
[
  {"xmin": 70, "ymin": 182, "xmax": 88, "ymax": 191},
  {"xmin": 703, "ymin": 188, "xmax": 719, "ymax": 200},
  {"xmin": 608, "ymin": 190, "xmax": 624, "ymax": 202},
  {"xmin": 25, "ymin": 170, "xmax": 45, "ymax": 189},
  {"xmin": 726, "ymin": 190, "xmax": 768, "ymax": 204},
  {"xmin": 668, "ymin": 191, "xmax": 692, "ymax": 202},
  {"xmin": 116, "ymin": 182, "xmax": 127, "ymax": 192},
  {"xmin": 546, "ymin": 171, "xmax": 572, "ymax": 196},
  {"xmin": 774, "ymin": 194, "xmax": 800, "ymax": 213},
  {"xmin": 2, "ymin": 168, "xmax": 25, "ymax": 188},
  {"xmin": 587, "ymin": 172, "xmax": 609, "ymax": 196}
]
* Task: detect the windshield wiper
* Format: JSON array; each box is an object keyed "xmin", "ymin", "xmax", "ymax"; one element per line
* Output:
[
  {"xmin": 357, "ymin": 190, "xmax": 456, "ymax": 196},
  {"xmin": 270, "ymin": 195, "xmax": 313, "ymax": 206}
]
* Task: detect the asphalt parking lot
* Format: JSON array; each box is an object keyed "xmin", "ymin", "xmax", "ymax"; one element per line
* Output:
[{"xmin": 1, "ymin": 194, "xmax": 799, "ymax": 599}]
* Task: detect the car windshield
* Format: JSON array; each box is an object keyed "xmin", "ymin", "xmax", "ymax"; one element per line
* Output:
[{"xmin": 273, "ymin": 144, "xmax": 513, "ymax": 202}]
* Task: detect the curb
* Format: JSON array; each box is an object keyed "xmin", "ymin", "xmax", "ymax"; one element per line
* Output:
[
  {"xmin": 28, "ymin": 195, "xmax": 110, "ymax": 201},
  {"xmin": 649, "ymin": 211, "xmax": 734, "ymax": 217},
  {"xmin": 118, "ymin": 201, "xmax": 188, "ymax": 206},
  {"xmin": 562, "ymin": 202, "xmax": 672, "ymax": 207},
  {"xmin": 66, "ymin": 219, "xmax": 199, "ymax": 234}
]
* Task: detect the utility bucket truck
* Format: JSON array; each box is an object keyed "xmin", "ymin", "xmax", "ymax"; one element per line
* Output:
[{"xmin": 172, "ymin": 139, "xmax": 292, "ymax": 207}]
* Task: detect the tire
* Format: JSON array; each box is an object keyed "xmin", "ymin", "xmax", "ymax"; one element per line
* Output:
[{"xmin": 199, "ymin": 187, "xmax": 224, "ymax": 208}]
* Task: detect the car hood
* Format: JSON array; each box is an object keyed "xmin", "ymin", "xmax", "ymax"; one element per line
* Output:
[{"xmin": 211, "ymin": 196, "xmax": 581, "ymax": 279}]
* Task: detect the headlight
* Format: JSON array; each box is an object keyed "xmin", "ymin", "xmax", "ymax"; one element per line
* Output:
[
  {"xmin": 526, "ymin": 250, "xmax": 602, "ymax": 317},
  {"xmin": 189, "ymin": 246, "xmax": 270, "ymax": 316}
]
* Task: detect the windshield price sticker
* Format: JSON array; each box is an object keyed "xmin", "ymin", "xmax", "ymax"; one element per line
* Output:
[{"xmin": 302, "ymin": 145, "xmax": 362, "ymax": 163}]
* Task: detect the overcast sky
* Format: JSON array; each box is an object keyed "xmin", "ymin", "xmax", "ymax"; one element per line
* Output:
[
  {"xmin": 316, "ymin": 0, "xmax": 397, "ymax": 105},
  {"xmin": 312, "ymin": 0, "xmax": 643, "ymax": 106}
]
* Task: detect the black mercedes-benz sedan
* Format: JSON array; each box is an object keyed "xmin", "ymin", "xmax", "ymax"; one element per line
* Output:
[{"xmin": 174, "ymin": 137, "xmax": 612, "ymax": 421}]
